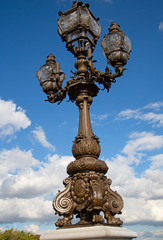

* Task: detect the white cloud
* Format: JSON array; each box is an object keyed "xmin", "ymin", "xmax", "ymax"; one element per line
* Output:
[
  {"xmin": 122, "ymin": 132, "xmax": 163, "ymax": 158},
  {"xmin": 0, "ymin": 151, "xmax": 73, "ymax": 224},
  {"xmin": 106, "ymin": 131, "xmax": 163, "ymax": 167},
  {"xmin": 149, "ymin": 154, "xmax": 163, "ymax": 169},
  {"xmin": 32, "ymin": 126, "xmax": 55, "ymax": 151},
  {"xmin": 91, "ymin": 113, "xmax": 109, "ymax": 126},
  {"xmin": 24, "ymin": 224, "xmax": 51, "ymax": 235},
  {"xmin": 106, "ymin": 155, "xmax": 160, "ymax": 201},
  {"xmin": 0, "ymin": 99, "xmax": 31, "ymax": 138},
  {"xmin": 143, "ymin": 102, "xmax": 163, "ymax": 111},
  {"xmin": 0, "ymin": 152, "xmax": 73, "ymax": 199},
  {"xmin": 92, "ymin": 113, "xmax": 108, "ymax": 121},
  {"xmin": 116, "ymin": 101, "xmax": 163, "ymax": 127},
  {"xmin": 97, "ymin": 114, "xmax": 108, "ymax": 120},
  {"xmin": 0, "ymin": 147, "xmax": 39, "ymax": 179},
  {"xmin": 104, "ymin": 130, "xmax": 163, "ymax": 226},
  {"xmin": 158, "ymin": 22, "xmax": 163, "ymax": 31},
  {"xmin": 122, "ymin": 198, "xmax": 163, "ymax": 224},
  {"xmin": 24, "ymin": 224, "xmax": 40, "ymax": 234},
  {"xmin": 0, "ymin": 197, "xmax": 54, "ymax": 223}
]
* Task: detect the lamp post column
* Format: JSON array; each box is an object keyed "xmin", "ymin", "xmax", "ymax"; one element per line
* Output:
[
  {"xmin": 72, "ymin": 91, "xmax": 101, "ymax": 162},
  {"xmin": 77, "ymin": 93, "xmax": 93, "ymax": 138}
]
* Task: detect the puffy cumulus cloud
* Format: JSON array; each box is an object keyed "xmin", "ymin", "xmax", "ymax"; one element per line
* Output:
[
  {"xmin": 32, "ymin": 126, "xmax": 55, "ymax": 151},
  {"xmin": 143, "ymin": 169, "xmax": 163, "ymax": 200},
  {"xmin": 0, "ymin": 198, "xmax": 54, "ymax": 224},
  {"xmin": 105, "ymin": 154, "xmax": 136, "ymax": 187},
  {"xmin": 122, "ymin": 198, "xmax": 163, "ymax": 224},
  {"xmin": 0, "ymin": 148, "xmax": 39, "ymax": 179},
  {"xmin": 149, "ymin": 154, "xmax": 163, "ymax": 169},
  {"xmin": 0, "ymin": 151, "xmax": 73, "ymax": 224},
  {"xmin": 0, "ymin": 99, "xmax": 31, "ymax": 138},
  {"xmin": 105, "ymin": 163, "xmax": 163, "ymax": 226},
  {"xmin": 116, "ymin": 101, "xmax": 163, "ymax": 127},
  {"xmin": 122, "ymin": 132, "xmax": 163, "ymax": 161},
  {"xmin": 0, "ymin": 152, "xmax": 73, "ymax": 199},
  {"xmin": 105, "ymin": 131, "xmax": 163, "ymax": 226},
  {"xmin": 106, "ymin": 132, "xmax": 163, "ymax": 167}
]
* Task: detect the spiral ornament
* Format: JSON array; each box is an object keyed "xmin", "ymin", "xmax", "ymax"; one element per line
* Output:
[{"xmin": 53, "ymin": 178, "xmax": 72, "ymax": 214}]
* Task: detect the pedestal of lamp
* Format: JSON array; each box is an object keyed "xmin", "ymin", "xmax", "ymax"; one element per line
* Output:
[{"xmin": 40, "ymin": 225, "xmax": 137, "ymax": 240}]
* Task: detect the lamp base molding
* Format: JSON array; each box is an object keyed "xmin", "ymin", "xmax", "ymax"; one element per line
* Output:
[{"xmin": 40, "ymin": 225, "xmax": 137, "ymax": 240}]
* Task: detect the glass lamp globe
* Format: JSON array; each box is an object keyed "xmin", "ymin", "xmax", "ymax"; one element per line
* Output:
[
  {"xmin": 101, "ymin": 22, "xmax": 131, "ymax": 67},
  {"xmin": 57, "ymin": 1, "xmax": 101, "ymax": 54},
  {"xmin": 36, "ymin": 54, "xmax": 65, "ymax": 95}
]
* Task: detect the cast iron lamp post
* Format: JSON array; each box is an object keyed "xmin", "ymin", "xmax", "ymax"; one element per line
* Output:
[{"xmin": 37, "ymin": 1, "xmax": 131, "ymax": 228}]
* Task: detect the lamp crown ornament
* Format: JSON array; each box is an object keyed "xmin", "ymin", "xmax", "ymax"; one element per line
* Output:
[
  {"xmin": 36, "ymin": 1, "xmax": 131, "ymax": 229},
  {"xmin": 46, "ymin": 53, "xmax": 56, "ymax": 63},
  {"xmin": 108, "ymin": 21, "xmax": 121, "ymax": 33}
]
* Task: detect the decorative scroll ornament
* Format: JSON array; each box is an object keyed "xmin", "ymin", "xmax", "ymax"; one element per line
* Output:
[
  {"xmin": 53, "ymin": 178, "xmax": 73, "ymax": 213},
  {"xmin": 53, "ymin": 172, "xmax": 123, "ymax": 227},
  {"xmin": 103, "ymin": 178, "xmax": 123, "ymax": 226}
]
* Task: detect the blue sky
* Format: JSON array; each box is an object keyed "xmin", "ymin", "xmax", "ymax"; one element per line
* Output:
[{"xmin": 0, "ymin": 0, "xmax": 163, "ymax": 239}]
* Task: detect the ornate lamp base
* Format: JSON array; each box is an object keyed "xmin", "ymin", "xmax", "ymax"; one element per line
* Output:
[
  {"xmin": 53, "ymin": 165, "xmax": 123, "ymax": 227},
  {"xmin": 53, "ymin": 91, "xmax": 124, "ymax": 228},
  {"xmin": 40, "ymin": 225, "xmax": 137, "ymax": 240}
]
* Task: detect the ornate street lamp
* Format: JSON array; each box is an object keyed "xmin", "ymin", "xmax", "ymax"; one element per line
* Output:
[
  {"xmin": 101, "ymin": 22, "xmax": 131, "ymax": 67},
  {"xmin": 36, "ymin": 54, "xmax": 65, "ymax": 99},
  {"xmin": 37, "ymin": 1, "xmax": 131, "ymax": 228}
]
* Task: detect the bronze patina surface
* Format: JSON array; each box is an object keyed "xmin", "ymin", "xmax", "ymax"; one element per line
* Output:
[
  {"xmin": 37, "ymin": 0, "xmax": 131, "ymax": 229},
  {"xmin": 53, "ymin": 87, "xmax": 123, "ymax": 227}
]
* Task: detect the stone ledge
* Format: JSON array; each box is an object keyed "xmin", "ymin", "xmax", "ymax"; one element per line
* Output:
[{"xmin": 40, "ymin": 225, "xmax": 137, "ymax": 240}]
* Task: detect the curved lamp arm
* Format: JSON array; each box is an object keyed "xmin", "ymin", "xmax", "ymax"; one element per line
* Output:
[
  {"xmin": 46, "ymin": 78, "xmax": 74, "ymax": 104},
  {"xmin": 86, "ymin": 60, "xmax": 125, "ymax": 92}
]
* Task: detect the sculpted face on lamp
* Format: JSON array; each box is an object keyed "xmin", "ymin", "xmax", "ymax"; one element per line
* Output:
[{"xmin": 36, "ymin": 1, "xmax": 131, "ymax": 229}]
